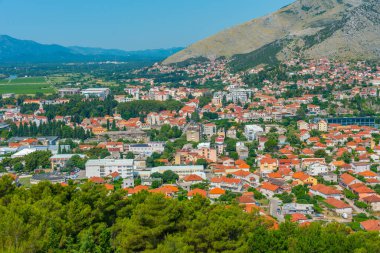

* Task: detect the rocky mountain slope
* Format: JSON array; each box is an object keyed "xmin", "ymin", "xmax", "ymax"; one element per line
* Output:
[{"xmin": 164, "ymin": 0, "xmax": 380, "ymax": 69}]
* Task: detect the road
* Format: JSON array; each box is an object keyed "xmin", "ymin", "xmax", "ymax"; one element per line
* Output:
[{"xmin": 269, "ymin": 198, "xmax": 284, "ymax": 222}]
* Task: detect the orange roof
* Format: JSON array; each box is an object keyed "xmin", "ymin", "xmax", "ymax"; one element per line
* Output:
[
  {"xmin": 183, "ymin": 174, "xmax": 203, "ymax": 182},
  {"xmin": 357, "ymin": 171, "xmax": 377, "ymax": 177},
  {"xmin": 325, "ymin": 198, "xmax": 351, "ymax": 209},
  {"xmin": 291, "ymin": 213, "xmax": 308, "ymax": 222},
  {"xmin": 292, "ymin": 171, "xmax": 310, "ymax": 181},
  {"xmin": 104, "ymin": 184, "xmax": 115, "ymax": 191},
  {"xmin": 340, "ymin": 173, "xmax": 357, "ymax": 185},
  {"xmin": 360, "ymin": 220, "xmax": 380, "ymax": 231},
  {"xmin": 125, "ymin": 185, "xmax": 149, "ymax": 194},
  {"xmin": 268, "ymin": 172, "xmax": 283, "ymax": 179},
  {"xmin": 187, "ymin": 188, "xmax": 207, "ymax": 198},
  {"xmin": 244, "ymin": 203, "xmax": 260, "ymax": 213},
  {"xmin": 311, "ymin": 184, "xmax": 341, "ymax": 195},
  {"xmin": 232, "ymin": 170, "xmax": 251, "ymax": 177},
  {"xmin": 89, "ymin": 177, "xmax": 105, "ymax": 184},
  {"xmin": 209, "ymin": 187, "xmax": 226, "ymax": 195},
  {"xmin": 261, "ymin": 182, "xmax": 279, "ymax": 192}
]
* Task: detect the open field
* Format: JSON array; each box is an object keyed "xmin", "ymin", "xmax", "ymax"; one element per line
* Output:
[{"xmin": 0, "ymin": 76, "xmax": 55, "ymax": 94}]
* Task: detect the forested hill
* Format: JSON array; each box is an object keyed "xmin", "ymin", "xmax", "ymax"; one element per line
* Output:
[
  {"xmin": 0, "ymin": 35, "xmax": 183, "ymax": 64},
  {"xmin": 0, "ymin": 175, "xmax": 379, "ymax": 252}
]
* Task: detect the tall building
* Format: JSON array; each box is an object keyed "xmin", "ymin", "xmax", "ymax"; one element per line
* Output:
[{"xmin": 85, "ymin": 159, "xmax": 134, "ymax": 179}]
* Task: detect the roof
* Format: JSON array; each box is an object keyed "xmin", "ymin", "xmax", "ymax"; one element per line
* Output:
[
  {"xmin": 325, "ymin": 198, "xmax": 351, "ymax": 209},
  {"xmin": 340, "ymin": 173, "xmax": 357, "ymax": 185},
  {"xmin": 261, "ymin": 182, "xmax": 280, "ymax": 192},
  {"xmin": 362, "ymin": 194, "xmax": 380, "ymax": 203},
  {"xmin": 209, "ymin": 187, "xmax": 226, "ymax": 195},
  {"xmin": 291, "ymin": 213, "xmax": 308, "ymax": 222},
  {"xmin": 360, "ymin": 220, "xmax": 380, "ymax": 231},
  {"xmin": 187, "ymin": 188, "xmax": 207, "ymax": 198},
  {"xmin": 310, "ymin": 184, "xmax": 341, "ymax": 195},
  {"xmin": 183, "ymin": 174, "xmax": 203, "ymax": 182}
]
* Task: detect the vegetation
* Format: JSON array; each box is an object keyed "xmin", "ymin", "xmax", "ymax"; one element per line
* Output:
[{"xmin": 0, "ymin": 176, "xmax": 379, "ymax": 252}]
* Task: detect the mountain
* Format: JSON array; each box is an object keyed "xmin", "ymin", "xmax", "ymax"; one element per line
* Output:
[
  {"xmin": 164, "ymin": 0, "xmax": 380, "ymax": 70},
  {"xmin": 0, "ymin": 35, "xmax": 183, "ymax": 64}
]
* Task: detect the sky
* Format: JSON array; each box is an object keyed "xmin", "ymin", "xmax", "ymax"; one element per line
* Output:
[{"xmin": 0, "ymin": 0, "xmax": 294, "ymax": 51}]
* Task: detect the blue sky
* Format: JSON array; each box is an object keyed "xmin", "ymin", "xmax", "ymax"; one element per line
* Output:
[{"xmin": 0, "ymin": 0, "xmax": 294, "ymax": 51}]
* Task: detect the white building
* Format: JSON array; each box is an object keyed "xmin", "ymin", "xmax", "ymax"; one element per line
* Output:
[
  {"xmin": 128, "ymin": 142, "xmax": 165, "ymax": 155},
  {"xmin": 307, "ymin": 162, "xmax": 329, "ymax": 176},
  {"xmin": 151, "ymin": 165, "xmax": 205, "ymax": 178},
  {"xmin": 244, "ymin": 125, "xmax": 264, "ymax": 141},
  {"xmin": 85, "ymin": 159, "xmax": 134, "ymax": 179},
  {"xmin": 11, "ymin": 148, "xmax": 37, "ymax": 158},
  {"xmin": 81, "ymin": 88, "xmax": 110, "ymax": 99}
]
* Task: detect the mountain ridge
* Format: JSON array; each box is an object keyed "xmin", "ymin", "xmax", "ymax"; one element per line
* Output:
[
  {"xmin": 0, "ymin": 35, "xmax": 184, "ymax": 64},
  {"xmin": 164, "ymin": 0, "xmax": 380, "ymax": 68}
]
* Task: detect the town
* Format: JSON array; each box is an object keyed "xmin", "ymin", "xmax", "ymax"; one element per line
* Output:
[{"xmin": 1, "ymin": 57, "xmax": 380, "ymax": 232}]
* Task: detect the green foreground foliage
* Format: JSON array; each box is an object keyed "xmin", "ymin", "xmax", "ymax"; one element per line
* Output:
[{"xmin": 0, "ymin": 175, "xmax": 379, "ymax": 253}]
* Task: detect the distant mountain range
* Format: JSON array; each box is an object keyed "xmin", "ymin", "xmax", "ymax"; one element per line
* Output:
[
  {"xmin": 0, "ymin": 35, "xmax": 183, "ymax": 64},
  {"xmin": 164, "ymin": 0, "xmax": 380, "ymax": 70}
]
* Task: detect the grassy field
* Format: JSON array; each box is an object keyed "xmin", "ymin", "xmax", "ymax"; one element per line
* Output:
[{"xmin": 0, "ymin": 76, "xmax": 55, "ymax": 94}]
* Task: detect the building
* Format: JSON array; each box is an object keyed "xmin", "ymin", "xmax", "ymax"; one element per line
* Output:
[
  {"xmin": 127, "ymin": 142, "xmax": 165, "ymax": 155},
  {"xmin": 307, "ymin": 162, "xmax": 329, "ymax": 176},
  {"xmin": 318, "ymin": 120, "xmax": 328, "ymax": 132},
  {"xmin": 50, "ymin": 154, "xmax": 86, "ymax": 171},
  {"xmin": 85, "ymin": 159, "xmax": 134, "ymax": 179},
  {"xmin": 236, "ymin": 142, "xmax": 249, "ymax": 159},
  {"xmin": 324, "ymin": 198, "xmax": 352, "ymax": 219},
  {"xmin": 244, "ymin": 125, "xmax": 264, "ymax": 141},
  {"xmin": 186, "ymin": 126, "xmax": 200, "ymax": 142},
  {"xmin": 310, "ymin": 184, "xmax": 342, "ymax": 199},
  {"xmin": 281, "ymin": 203, "xmax": 314, "ymax": 215},
  {"xmin": 81, "ymin": 88, "xmax": 110, "ymax": 99},
  {"xmin": 203, "ymin": 123, "xmax": 217, "ymax": 139},
  {"xmin": 150, "ymin": 165, "xmax": 205, "ymax": 178},
  {"xmin": 58, "ymin": 88, "xmax": 80, "ymax": 97}
]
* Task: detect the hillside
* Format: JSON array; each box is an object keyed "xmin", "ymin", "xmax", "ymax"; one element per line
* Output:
[
  {"xmin": 164, "ymin": 0, "xmax": 380, "ymax": 70},
  {"xmin": 0, "ymin": 35, "xmax": 183, "ymax": 64}
]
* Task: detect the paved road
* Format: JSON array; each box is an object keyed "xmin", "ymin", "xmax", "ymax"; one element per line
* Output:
[{"xmin": 269, "ymin": 198, "xmax": 284, "ymax": 222}]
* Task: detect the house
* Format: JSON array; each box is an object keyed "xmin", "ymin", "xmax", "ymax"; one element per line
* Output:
[
  {"xmin": 292, "ymin": 172, "xmax": 318, "ymax": 186},
  {"xmin": 360, "ymin": 220, "xmax": 380, "ymax": 231},
  {"xmin": 149, "ymin": 185, "xmax": 179, "ymax": 198},
  {"xmin": 281, "ymin": 203, "xmax": 314, "ymax": 215},
  {"xmin": 187, "ymin": 188, "xmax": 207, "ymax": 199},
  {"xmin": 362, "ymin": 195, "xmax": 380, "ymax": 212},
  {"xmin": 307, "ymin": 162, "xmax": 329, "ymax": 176},
  {"xmin": 259, "ymin": 157, "xmax": 278, "ymax": 177},
  {"xmin": 186, "ymin": 126, "xmax": 200, "ymax": 142},
  {"xmin": 236, "ymin": 142, "xmax": 249, "ymax": 159},
  {"xmin": 351, "ymin": 162, "xmax": 371, "ymax": 173},
  {"xmin": 50, "ymin": 154, "xmax": 86, "ymax": 171},
  {"xmin": 244, "ymin": 125, "xmax": 264, "ymax": 141},
  {"xmin": 290, "ymin": 213, "xmax": 309, "ymax": 223},
  {"xmin": 310, "ymin": 184, "xmax": 342, "ymax": 199},
  {"xmin": 203, "ymin": 123, "xmax": 217, "ymax": 139},
  {"xmin": 324, "ymin": 198, "xmax": 352, "ymax": 219},
  {"xmin": 259, "ymin": 182, "xmax": 281, "ymax": 197},
  {"xmin": 318, "ymin": 120, "xmax": 328, "ymax": 132},
  {"xmin": 351, "ymin": 185, "xmax": 376, "ymax": 200},
  {"xmin": 340, "ymin": 173, "xmax": 361, "ymax": 189},
  {"xmin": 208, "ymin": 187, "xmax": 226, "ymax": 199}
]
